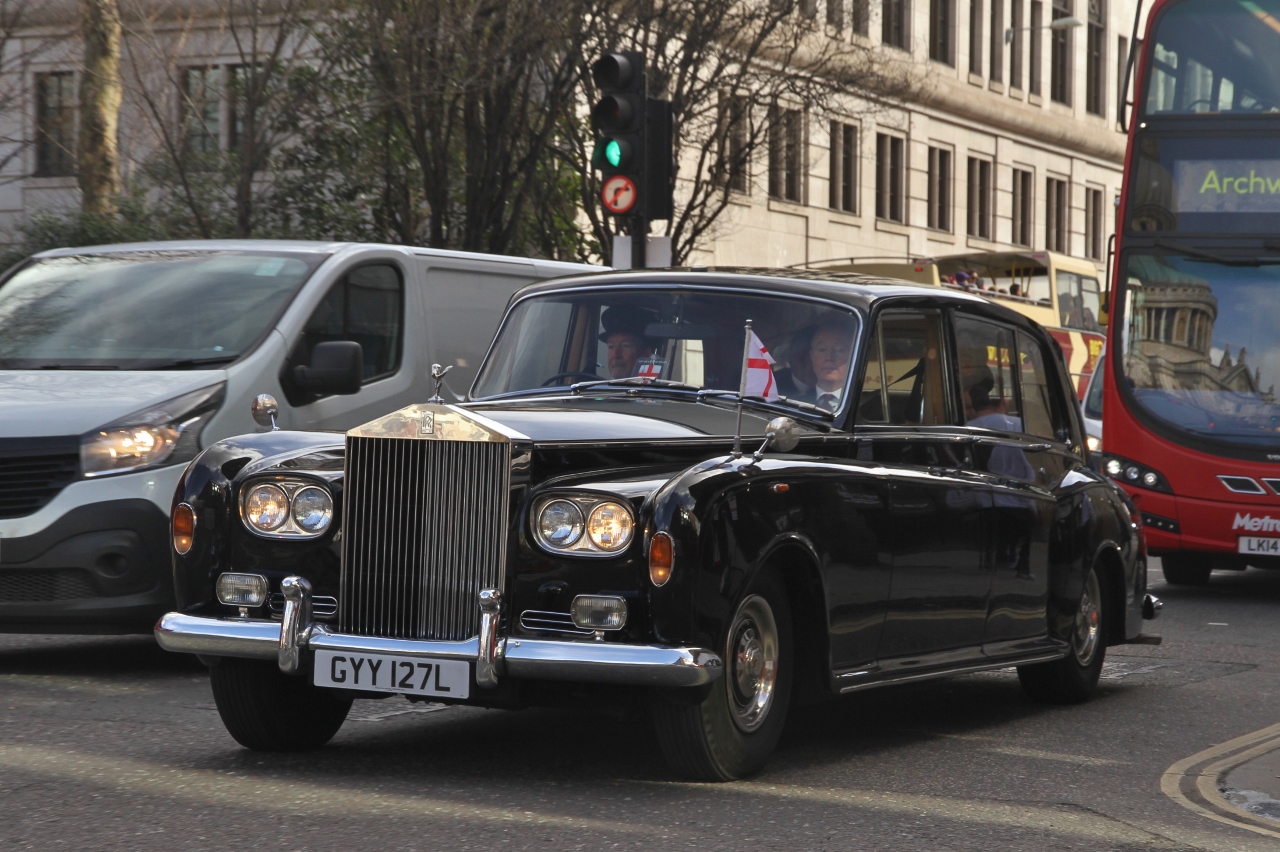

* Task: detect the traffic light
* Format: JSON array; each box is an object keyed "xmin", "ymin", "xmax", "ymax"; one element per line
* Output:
[{"xmin": 591, "ymin": 51, "xmax": 646, "ymax": 218}]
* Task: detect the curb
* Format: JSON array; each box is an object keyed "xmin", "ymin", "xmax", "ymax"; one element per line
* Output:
[{"xmin": 1161, "ymin": 722, "xmax": 1280, "ymax": 840}]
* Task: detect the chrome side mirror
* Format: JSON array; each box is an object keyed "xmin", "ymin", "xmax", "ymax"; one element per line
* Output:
[
  {"xmin": 752, "ymin": 416, "xmax": 800, "ymax": 461},
  {"xmin": 251, "ymin": 393, "xmax": 280, "ymax": 431}
]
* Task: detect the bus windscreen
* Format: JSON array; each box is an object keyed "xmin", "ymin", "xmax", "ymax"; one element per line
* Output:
[{"xmin": 1142, "ymin": 0, "xmax": 1280, "ymax": 116}]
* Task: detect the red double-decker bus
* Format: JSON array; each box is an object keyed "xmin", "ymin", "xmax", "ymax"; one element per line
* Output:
[{"xmin": 1107, "ymin": 0, "xmax": 1280, "ymax": 585}]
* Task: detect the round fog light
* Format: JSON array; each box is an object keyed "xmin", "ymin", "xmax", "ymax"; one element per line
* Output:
[
  {"xmin": 1105, "ymin": 459, "xmax": 1123, "ymax": 477},
  {"xmin": 1142, "ymin": 471, "xmax": 1159, "ymax": 488},
  {"xmin": 245, "ymin": 484, "xmax": 288, "ymax": 531},
  {"xmin": 587, "ymin": 502, "xmax": 634, "ymax": 552},
  {"xmin": 1125, "ymin": 466, "xmax": 1141, "ymax": 481}
]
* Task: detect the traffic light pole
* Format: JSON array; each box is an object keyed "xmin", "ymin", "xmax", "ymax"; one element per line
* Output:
[{"xmin": 631, "ymin": 213, "xmax": 647, "ymax": 269}]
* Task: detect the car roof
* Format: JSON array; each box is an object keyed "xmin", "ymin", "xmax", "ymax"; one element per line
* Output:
[
  {"xmin": 511, "ymin": 266, "xmax": 1049, "ymax": 333},
  {"xmin": 30, "ymin": 239, "xmax": 596, "ymax": 272}
]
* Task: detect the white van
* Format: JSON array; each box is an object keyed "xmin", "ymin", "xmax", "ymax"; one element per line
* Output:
[{"xmin": 0, "ymin": 240, "xmax": 597, "ymax": 633}]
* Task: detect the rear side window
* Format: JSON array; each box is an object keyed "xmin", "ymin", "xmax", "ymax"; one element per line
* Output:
[
  {"xmin": 954, "ymin": 315, "xmax": 1021, "ymax": 431},
  {"xmin": 1017, "ymin": 331, "xmax": 1059, "ymax": 440},
  {"xmin": 296, "ymin": 264, "xmax": 404, "ymax": 383},
  {"xmin": 856, "ymin": 312, "xmax": 948, "ymax": 426}
]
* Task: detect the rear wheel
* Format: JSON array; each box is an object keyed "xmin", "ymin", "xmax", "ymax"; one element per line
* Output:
[
  {"xmin": 1161, "ymin": 553, "xmax": 1214, "ymax": 586},
  {"xmin": 650, "ymin": 571, "xmax": 793, "ymax": 781},
  {"xmin": 1018, "ymin": 563, "xmax": 1106, "ymax": 704},
  {"xmin": 209, "ymin": 658, "xmax": 352, "ymax": 751}
]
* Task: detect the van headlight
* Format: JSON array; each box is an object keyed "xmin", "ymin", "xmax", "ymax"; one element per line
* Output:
[
  {"xmin": 241, "ymin": 479, "xmax": 334, "ymax": 539},
  {"xmin": 533, "ymin": 494, "xmax": 635, "ymax": 556},
  {"xmin": 81, "ymin": 383, "xmax": 225, "ymax": 477}
]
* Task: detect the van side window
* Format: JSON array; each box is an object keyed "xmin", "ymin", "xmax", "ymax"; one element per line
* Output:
[
  {"xmin": 954, "ymin": 315, "xmax": 1022, "ymax": 432},
  {"xmin": 297, "ymin": 264, "xmax": 404, "ymax": 383},
  {"xmin": 856, "ymin": 312, "xmax": 947, "ymax": 426}
]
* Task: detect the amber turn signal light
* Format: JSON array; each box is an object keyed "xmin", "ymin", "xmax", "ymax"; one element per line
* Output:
[
  {"xmin": 172, "ymin": 503, "xmax": 196, "ymax": 555},
  {"xmin": 649, "ymin": 532, "xmax": 673, "ymax": 587}
]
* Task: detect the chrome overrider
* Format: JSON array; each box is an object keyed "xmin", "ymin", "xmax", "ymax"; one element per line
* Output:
[{"xmin": 154, "ymin": 577, "xmax": 725, "ymax": 689}]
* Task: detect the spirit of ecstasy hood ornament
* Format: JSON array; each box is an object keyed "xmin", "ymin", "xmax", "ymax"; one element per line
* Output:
[{"xmin": 427, "ymin": 363, "xmax": 453, "ymax": 404}]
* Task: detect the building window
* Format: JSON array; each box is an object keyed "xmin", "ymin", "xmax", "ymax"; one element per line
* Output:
[
  {"xmin": 34, "ymin": 71, "xmax": 76, "ymax": 178},
  {"xmin": 1046, "ymin": 176, "xmax": 1068, "ymax": 252},
  {"xmin": 1050, "ymin": 0, "xmax": 1072, "ymax": 104},
  {"xmin": 801, "ymin": 0, "xmax": 819, "ymax": 18},
  {"xmin": 1085, "ymin": 186, "xmax": 1104, "ymax": 259},
  {"xmin": 1012, "ymin": 168, "xmax": 1033, "ymax": 246},
  {"xmin": 1085, "ymin": 0, "xmax": 1105, "ymax": 115},
  {"xmin": 930, "ymin": 0, "xmax": 954, "ymax": 64},
  {"xmin": 927, "ymin": 146, "xmax": 952, "ymax": 231},
  {"xmin": 182, "ymin": 66, "xmax": 221, "ymax": 154},
  {"xmin": 876, "ymin": 133, "xmax": 905, "ymax": 223},
  {"xmin": 1116, "ymin": 35, "xmax": 1129, "ymax": 122},
  {"xmin": 769, "ymin": 106, "xmax": 804, "ymax": 203},
  {"xmin": 883, "ymin": 0, "xmax": 909, "ymax": 49},
  {"xmin": 990, "ymin": 0, "xmax": 1004, "ymax": 83},
  {"xmin": 967, "ymin": 157, "xmax": 993, "ymax": 239},
  {"xmin": 970, "ymin": 0, "xmax": 984, "ymax": 75},
  {"xmin": 827, "ymin": 0, "xmax": 845, "ymax": 29},
  {"xmin": 1010, "ymin": 0, "xmax": 1024, "ymax": 88},
  {"xmin": 719, "ymin": 95, "xmax": 750, "ymax": 193},
  {"xmin": 1030, "ymin": 1, "xmax": 1043, "ymax": 95},
  {"xmin": 853, "ymin": 0, "xmax": 871, "ymax": 35},
  {"xmin": 830, "ymin": 121, "xmax": 858, "ymax": 212}
]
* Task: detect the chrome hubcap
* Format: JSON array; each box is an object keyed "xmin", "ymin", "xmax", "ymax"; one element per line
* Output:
[
  {"xmin": 726, "ymin": 594, "xmax": 778, "ymax": 733},
  {"xmin": 1073, "ymin": 570, "xmax": 1102, "ymax": 666}
]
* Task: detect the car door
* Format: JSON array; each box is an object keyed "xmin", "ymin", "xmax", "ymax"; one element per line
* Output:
[
  {"xmin": 952, "ymin": 313, "xmax": 1057, "ymax": 653},
  {"xmin": 854, "ymin": 309, "xmax": 991, "ymax": 664}
]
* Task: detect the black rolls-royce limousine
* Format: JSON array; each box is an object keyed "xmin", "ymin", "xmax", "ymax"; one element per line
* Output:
[{"xmin": 156, "ymin": 268, "xmax": 1161, "ymax": 780}]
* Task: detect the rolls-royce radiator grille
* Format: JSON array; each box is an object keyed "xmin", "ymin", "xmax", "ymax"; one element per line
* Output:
[{"xmin": 339, "ymin": 435, "xmax": 511, "ymax": 641}]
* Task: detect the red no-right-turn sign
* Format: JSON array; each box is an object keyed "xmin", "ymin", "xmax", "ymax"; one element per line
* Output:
[{"xmin": 601, "ymin": 175, "xmax": 638, "ymax": 215}]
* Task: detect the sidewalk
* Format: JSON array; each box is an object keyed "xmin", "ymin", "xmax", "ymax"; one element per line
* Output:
[{"xmin": 1223, "ymin": 742, "xmax": 1280, "ymax": 822}]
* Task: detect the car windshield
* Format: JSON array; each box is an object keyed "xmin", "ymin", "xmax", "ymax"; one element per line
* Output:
[
  {"xmin": 1119, "ymin": 253, "xmax": 1280, "ymax": 452},
  {"xmin": 0, "ymin": 249, "xmax": 325, "ymax": 369},
  {"xmin": 472, "ymin": 287, "xmax": 862, "ymax": 412}
]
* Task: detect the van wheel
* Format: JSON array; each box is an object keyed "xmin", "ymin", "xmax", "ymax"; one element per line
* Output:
[
  {"xmin": 1161, "ymin": 554, "xmax": 1214, "ymax": 586},
  {"xmin": 649, "ymin": 570, "xmax": 793, "ymax": 781},
  {"xmin": 1018, "ymin": 563, "xmax": 1106, "ymax": 704},
  {"xmin": 209, "ymin": 658, "xmax": 352, "ymax": 751}
]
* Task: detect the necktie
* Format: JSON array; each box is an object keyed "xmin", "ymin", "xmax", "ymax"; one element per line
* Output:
[{"xmin": 818, "ymin": 393, "xmax": 837, "ymax": 412}]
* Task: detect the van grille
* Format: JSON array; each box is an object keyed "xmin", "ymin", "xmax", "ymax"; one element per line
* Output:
[
  {"xmin": 339, "ymin": 435, "xmax": 511, "ymax": 641},
  {"xmin": 0, "ymin": 438, "xmax": 80, "ymax": 520}
]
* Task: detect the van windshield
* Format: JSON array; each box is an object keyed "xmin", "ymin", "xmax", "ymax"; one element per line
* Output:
[{"xmin": 0, "ymin": 250, "xmax": 326, "ymax": 369}]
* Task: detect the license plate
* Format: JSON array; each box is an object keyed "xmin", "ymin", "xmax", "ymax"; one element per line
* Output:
[
  {"xmin": 1239, "ymin": 536, "xmax": 1280, "ymax": 556},
  {"xmin": 313, "ymin": 650, "xmax": 470, "ymax": 699}
]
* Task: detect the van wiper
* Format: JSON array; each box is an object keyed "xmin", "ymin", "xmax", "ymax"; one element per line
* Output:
[
  {"xmin": 570, "ymin": 377, "xmax": 703, "ymax": 394},
  {"xmin": 147, "ymin": 355, "xmax": 238, "ymax": 370},
  {"xmin": 1154, "ymin": 239, "xmax": 1272, "ymax": 267},
  {"xmin": 33, "ymin": 363, "xmax": 120, "ymax": 370}
]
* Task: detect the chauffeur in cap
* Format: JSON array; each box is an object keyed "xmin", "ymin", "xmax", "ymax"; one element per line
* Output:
[{"xmin": 599, "ymin": 306, "xmax": 658, "ymax": 379}]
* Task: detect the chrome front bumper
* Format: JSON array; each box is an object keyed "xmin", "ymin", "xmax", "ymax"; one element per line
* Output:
[{"xmin": 155, "ymin": 580, "xmax": 723, "ymax": 690}]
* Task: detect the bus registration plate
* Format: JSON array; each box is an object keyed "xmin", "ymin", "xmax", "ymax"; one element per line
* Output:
[{"xmin": 1238, "ymin": 536, "xmax": 1280, "ymax": 556}]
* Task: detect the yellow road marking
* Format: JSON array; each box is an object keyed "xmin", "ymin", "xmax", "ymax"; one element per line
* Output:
[{"xmin": 1161, "ymin": 722, "xmax": 1280, "ymax": 840}]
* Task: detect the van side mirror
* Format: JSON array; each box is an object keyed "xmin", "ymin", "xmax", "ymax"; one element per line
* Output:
[{"xmin": 293, "ymin": 341, "xmax": 363, "ymax": 396}]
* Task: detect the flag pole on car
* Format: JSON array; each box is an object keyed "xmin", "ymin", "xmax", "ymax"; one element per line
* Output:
[{"xmin": 732, "ymin": 320, "xmax": 753, "ymax": 459}]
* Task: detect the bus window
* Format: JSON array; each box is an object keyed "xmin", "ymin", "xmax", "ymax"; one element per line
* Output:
[{"xmin": 1080, "ymin": 277, "xmax": 1101, "ymax": 331}]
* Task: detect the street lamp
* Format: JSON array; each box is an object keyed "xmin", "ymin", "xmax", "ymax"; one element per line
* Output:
[{"xmin": 1005, "ymin": 15, "xmax": 1083, "ymax": 44}]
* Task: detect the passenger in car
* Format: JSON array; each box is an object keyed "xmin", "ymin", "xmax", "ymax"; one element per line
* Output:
[
  {"xmin": 806, "ymin": 321, "xmax": 855, "ymax": 411},
  {"xmin": 775, "ymin": 326, "xmax": 817, "ymax": 398},
  {"xmin": 599, "ymin": 306, "xmax": 657, "ymax": 379}
]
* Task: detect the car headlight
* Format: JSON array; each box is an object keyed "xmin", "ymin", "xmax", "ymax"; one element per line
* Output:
[
  {"xmin": 533, "ymin": 494, "xmax": 635, "ymax": 556},
  {"xmin": 241, "ymin": 479, "xmax": 334, "ymax": 538},
  {"xmin": 81, "ymin": 383, "xmax": 225, "ymax": 478}
]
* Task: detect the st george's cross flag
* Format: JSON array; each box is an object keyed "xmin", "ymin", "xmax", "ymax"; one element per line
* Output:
[{"xmin": 740, "ymin": 328, "xmax": 779, "ymax": 401}]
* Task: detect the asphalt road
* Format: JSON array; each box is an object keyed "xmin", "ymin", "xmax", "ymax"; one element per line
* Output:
[{"xmin": 3, "ymin": 560, "xmax": 1280, "ymax": 851}]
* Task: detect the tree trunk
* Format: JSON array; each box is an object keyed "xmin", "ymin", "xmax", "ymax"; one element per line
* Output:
[{"xmin": 78, "ymin": 0, "xmax": 122, "ymax": 216}]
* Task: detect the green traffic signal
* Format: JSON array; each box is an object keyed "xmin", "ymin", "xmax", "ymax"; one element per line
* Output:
[{"xmin": 606, "ymin": 139, "xmax": 623, "ymax": 168}]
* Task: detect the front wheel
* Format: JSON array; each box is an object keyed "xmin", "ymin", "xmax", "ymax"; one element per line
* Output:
[
  {"xmin": 209, "ymin": 658, "xmax": 352, "ymax": 751},
  {"xmin": 1017, "ymin": 563, "xmax": 1106, "ymax": 704},
  {"xmin": 649, "ymin": 570, "xmax": 793, "ymax": 781}
]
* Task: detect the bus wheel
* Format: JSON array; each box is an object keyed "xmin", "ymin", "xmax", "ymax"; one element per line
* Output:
[{"xmin": 1161, "ymin": 554, "xmax": 1213, "ymax": 586}]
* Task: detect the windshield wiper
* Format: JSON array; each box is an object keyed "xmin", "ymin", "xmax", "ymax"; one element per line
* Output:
[
  {"xmin": 698, "ymin": 389, "xmax": 835, "ymax": 420},
  {"xmin": 1154, "ymin": 239, "xmax": 1274, "ymax": 267},
  {"xmin": 147, "ymin": 355, "xmax": 238, "ymax": 370},
  {"xmin": 569, "ymin": 377, "xmax": 703, "ymax": 394},
  {"xmin": 32, "ymin": 364, "xmax": 120, "ymax": 370}
]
